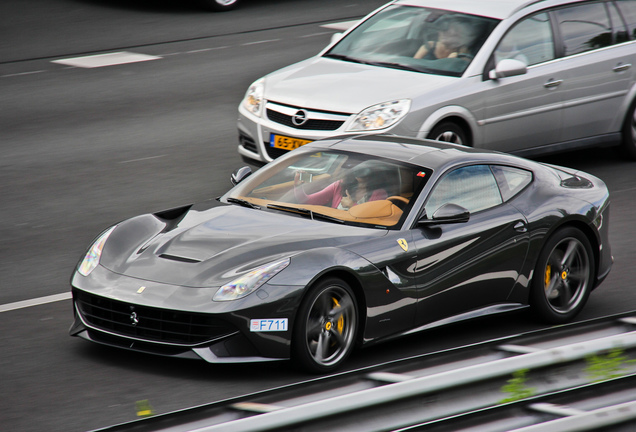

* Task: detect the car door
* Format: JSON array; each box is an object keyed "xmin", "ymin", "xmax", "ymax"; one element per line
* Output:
[
  {"xmin": 480, "ymin": 12, "xmax": 565, "ymax": 152},
  {"xmin": 410, "ymin": 165, "xmax": 530, "ymax": 325},
  {"xmin": 551, "ymin": 1, "xmax": 635, "ymax": 142}
]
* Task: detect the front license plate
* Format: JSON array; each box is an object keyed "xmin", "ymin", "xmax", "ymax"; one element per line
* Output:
[
  {"xmin": 270, "ymin": 134, "xmax": 312, "ymax": 151},
  {"xmin": 250, "ymin": 318, "xmax": 289, "ymax": 332}
]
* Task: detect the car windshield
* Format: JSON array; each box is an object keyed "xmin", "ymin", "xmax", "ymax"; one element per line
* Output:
[
  {"xmin": 224, "ymin": 149, "xmax": 432, "ymax": 229},
  {"xmin": 325, "ymin": 5, "xmax": 499, "ymax": 77}
]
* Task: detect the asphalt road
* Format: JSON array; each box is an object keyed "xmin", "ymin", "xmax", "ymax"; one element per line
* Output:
[{"xmin": 1, "ymin": 1, "xmax": 635, "ymax": 431}]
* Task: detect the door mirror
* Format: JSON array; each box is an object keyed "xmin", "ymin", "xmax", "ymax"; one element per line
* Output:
[
  {"xmin": 419, "ymin": 203, "xmax": 470, "ymax": 225},
  {"xmin": 489, "ymin": 58, "xmax": 527, "ymax": 80},
  {"xmin": 231, "ymin": 166, "xmax": 252, "ymax": 186}
]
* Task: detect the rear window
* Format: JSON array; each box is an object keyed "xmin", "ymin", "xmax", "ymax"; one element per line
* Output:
[{"xmin": 491, "ymin": 166, "xmax": 533, "ymax": 201}]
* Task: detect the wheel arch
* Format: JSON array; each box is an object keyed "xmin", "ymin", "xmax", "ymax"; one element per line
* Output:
[{"xmin": 418, "ymin": 106, "xmax": 478, "ymax": 146}]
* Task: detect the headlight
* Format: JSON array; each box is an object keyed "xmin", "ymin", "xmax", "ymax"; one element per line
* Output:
[
  {"xmin": 213, "ymin": 258, "xmax": 290, "ymax": 301},
  {"xmin": 77, "ymin": 226, "xmax": 117, "ymax": 276},
  {"xmin": 347, "ymin": 99, "xmax": 411, "ymax": 132},
  {"xmin": 241, "ymin": 78, "xmax": 265, "ymax": 116}
]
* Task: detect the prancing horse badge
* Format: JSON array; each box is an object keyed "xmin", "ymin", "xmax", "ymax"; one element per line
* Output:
[{"xmin": 397, "ymin": 238, "xmax": 408, "ymax": 252}]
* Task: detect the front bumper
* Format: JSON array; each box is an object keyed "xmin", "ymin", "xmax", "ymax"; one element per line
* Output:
[
  {"xmin": 237, "ymin": 101, "xmax": 352, "ymax": 164},
  {"xmin": 69, "ymin": 265, "xmax": 302, "ymax": 363}
]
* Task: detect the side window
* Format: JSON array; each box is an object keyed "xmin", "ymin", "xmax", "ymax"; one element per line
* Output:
[
  {"xmin": 491, "ymin": 166, "xmax": 533, "ymax": 201},
  {"xmin": 608, "ymin": 1, "xmax": 630, "ymax": 43},
  {"xmin": 554, "ymin": 2, "xmax": 612, "ymax": 56},
  {"xmin": 495, "ymin": 12, "xmax": 555, "ymax": 66},
  {"xmin": 615, "ymin": 0, "xmax": 636, "ymax": 40},
  {"xmin": 425, "ymin": 165, "xmax": 502, "ymax": 217}
]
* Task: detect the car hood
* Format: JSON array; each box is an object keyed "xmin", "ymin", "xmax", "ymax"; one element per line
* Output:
[
  {"xmin": 104, "ymin": 205, "xmax": 384, "ymax": 288},
  {"xmin": 264, "ymin": 57, "xmax": 456, "ymax": 113}
]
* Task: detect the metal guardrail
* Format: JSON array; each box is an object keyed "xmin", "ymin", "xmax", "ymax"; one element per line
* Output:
[{"xmin": 93, "ymin": 313, "xmax": 636, "ymax": 432}]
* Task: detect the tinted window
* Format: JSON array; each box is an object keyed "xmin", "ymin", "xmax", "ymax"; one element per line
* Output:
[
  {"xmin": 608, "ymin": 1, "xmax": 630, "ymax": 42},
  {"xmin": 615, "ymin": 0, "xmax": 636, "ymax": 40},
  {"xmin": 491, "ymin": 166, "xmax": 533, "ymax": 201},
  {"xmin": 425, "ymin": 165, "xmax": 502, "ymax": 217},
  {"xmin": 555, "ymin": 2, "xmax": 612, "ymax": 56},
  {"xmin": 495, "ymin": 12, "xmax": 555, "ymax": 66}
]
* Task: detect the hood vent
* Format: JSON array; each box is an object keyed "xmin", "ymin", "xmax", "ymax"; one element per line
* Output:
[{"xmin": 158, "ymin": 254, "xmax": 201, "ymax": 264}]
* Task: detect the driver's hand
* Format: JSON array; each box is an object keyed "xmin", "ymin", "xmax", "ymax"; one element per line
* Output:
[{"xmin": 341, "ymin": 190, "xmax": 355, "ymax": 209}]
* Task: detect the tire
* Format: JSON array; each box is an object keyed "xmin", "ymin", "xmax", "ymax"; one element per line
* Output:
[
  {"xmin": 428, "ymin": 121, "xmax": 468, "ymax": 146},
  {"xmin": 621, "ymin": 100, "xmax": 636, "ymax": 160},
  {"xmin": 292, "ymin": 278, "xmax": 358, "ymax": 373},
  {"xmin": 530, "ymin": 227, "xmax": 594, "ymax": 324},
  {"xmin": 198, "ymin": 0, "xmax": 240, "ymax": 11}
]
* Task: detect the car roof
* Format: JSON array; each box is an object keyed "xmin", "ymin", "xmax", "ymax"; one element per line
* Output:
[
  {"xmin": 392, "ymin": 0, "xmax": 545, "ymax": 20},
  {"xmin": 311, "ymin": 134, "xmax": 532, "ymax": 172}
]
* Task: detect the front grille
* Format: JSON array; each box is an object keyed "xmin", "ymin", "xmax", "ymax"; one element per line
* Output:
[
  {"xmin": 74, "ymin": 289, "xmax": 236, "ymax": 346},
  {"xmin": 266, "ymin": 109, "xmax": 344, "ymax": 131}
]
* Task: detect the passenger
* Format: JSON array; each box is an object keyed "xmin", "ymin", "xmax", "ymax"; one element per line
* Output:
[
  {"xmin": 294, "ymin": 162, "xmax": 388, "ymax": 210},
  {"xmin": 414, "ymin": 17, "xmax": 478, "ymax": 60}
]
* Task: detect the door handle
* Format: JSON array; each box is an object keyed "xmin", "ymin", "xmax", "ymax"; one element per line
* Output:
[
  {"xmin": 514, "ymin": 221, "xmax": 527, "ymax": 233},
  {"xmin": 544, "ymin": 79, "xmax": 563, "ymax": 88},
  {"xmin": 613, "ymin": 63, "xmax": 631, "ymax": 73}
]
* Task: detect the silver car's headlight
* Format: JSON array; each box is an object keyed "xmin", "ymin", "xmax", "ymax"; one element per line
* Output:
[
  {"xmin": 241, "ymin": 78, "xmax": 265, "ymax": 117},
  {"xmin": 213, "ymin": 258, "xmax": 290, "ymax": 301},
  {"xmin": 347, "ymin": 99, "xmax": 411, "ymax": 132},
  {"xmin": 77, "ymin": 226, "xmax": 117, "ymax": 276}
]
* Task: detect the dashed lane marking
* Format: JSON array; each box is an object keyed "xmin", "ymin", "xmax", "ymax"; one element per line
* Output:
[
  {"xmin": 51, "ymin": 51, "xmax": 161, "ymax": 68},
  {"xmin": 0, "ymin": 292, "xmax": 72, "ymax": 313}
]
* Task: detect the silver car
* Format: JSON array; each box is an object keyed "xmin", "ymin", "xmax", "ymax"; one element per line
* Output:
[{"xmin": 237, "ymin": 0, "xmax": 636, "ymax": 164}]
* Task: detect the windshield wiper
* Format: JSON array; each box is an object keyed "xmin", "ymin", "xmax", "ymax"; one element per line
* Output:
[
  {"xmin": 324, "ymin": 54, "xmax": 430, "ymax": 73},
  {"xmin": 323, "ymin": 53, "xmax": 370, "ymax": 65},
  {"xmin": 267, "ymin": 204, "xmax": 344, "ymax": 224},
  {"xmin": 226, "ymin": 197, "xmax": 261, "ymax": 209}
]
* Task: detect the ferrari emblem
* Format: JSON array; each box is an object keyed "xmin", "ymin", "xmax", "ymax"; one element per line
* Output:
[
  {"xmin": 397, "ymin": 238, "xmax": 408, "ymax": 252},
  {"xmin": 137, "ymin": 286, "xmax": 146, "ymax": 294}
]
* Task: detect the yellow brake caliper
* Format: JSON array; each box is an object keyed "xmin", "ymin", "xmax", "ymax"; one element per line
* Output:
[
  {"xmin": 333, "ymin": 297, "xmax": 344, "ymax": 334},
  {"xmin": 544, "ymin": 264, "xmax": 552, "ymax": 288}
]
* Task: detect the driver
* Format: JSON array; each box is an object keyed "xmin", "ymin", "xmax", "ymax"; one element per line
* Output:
[
  {"xmin": 414, "ymin": 16, "xmax": 478, "ymax": 60},
  {"xmin": 294, "ymin": 162, "xmax": 388, "ymax": 210}
]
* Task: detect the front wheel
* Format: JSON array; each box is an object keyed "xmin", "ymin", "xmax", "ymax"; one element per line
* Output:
[
  {"xmin": 198, "ymin": 0, "xmax": 240, "ymax": 11},
  {"xmin": 292, "ymin": 278, "xmax": 358, "ymax": 373},
  {"xmin": 621, "ymin": 100, "xmax": 636, "ymax": 160},
  {"xmin": 530, "ymin": 227, "xmax": 594, "ymax": 324},
  {"xmin": 428, "ymin": 121, "xmax": 468, "ymax": 146}
]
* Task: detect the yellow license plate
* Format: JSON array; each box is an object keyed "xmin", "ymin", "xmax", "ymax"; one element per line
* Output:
[{"xmin": 270, "ymin": 134, "xmax": 312, "ymax": 151}]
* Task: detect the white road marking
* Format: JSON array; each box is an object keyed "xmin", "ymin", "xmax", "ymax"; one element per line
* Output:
[
  {"xmin": 241, "ymin": 39, "xmax": 281, "ymax": 46},
  {"xmin": 320, "ymin": 20, "xmax": 358, "ymax": 31},
  {"xmin": 0, "ymin": 292, "xmax": 72, "ymax": 313},
  {"xmin": 52, "ymin": 52, "xmax": 161, "ymax": 68},
  {"xmin": 119, "ymin": 154, "xmax": 167, "ymax": 164}
]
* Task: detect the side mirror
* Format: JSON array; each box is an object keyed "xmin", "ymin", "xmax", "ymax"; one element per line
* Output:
[
  {"xmin": 488, "ymin": 58, "xmax": 527, "ymax": 80},
  {"xmin": 231, "ymin": 166, "xmax": 252, "ymax": 186},
  {"xmin": 419, "ymin": 203, "xmax": 470, "ymax": 225}
]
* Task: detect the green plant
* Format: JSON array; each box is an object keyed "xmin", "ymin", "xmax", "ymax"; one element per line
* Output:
[{"xmin": 499, "ymin": 368, "xmax": 536, "ymax": 403}]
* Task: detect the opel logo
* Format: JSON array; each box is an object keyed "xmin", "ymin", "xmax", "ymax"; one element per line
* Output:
[
  {"xmin": 292, "ymin": 109, "xmax": 309, "ymax": 126},
  {"xmin": 130, "ymin": 311, "xmax": 139, "ymax": 326}
]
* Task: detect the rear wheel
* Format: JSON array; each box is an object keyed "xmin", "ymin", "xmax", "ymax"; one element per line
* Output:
[
  {"xmin": 621, "ymin": 100, "xmax": 636, "ymax": 160},
  {"xmin": 428, "ymin": 121, "xmax": 468, "ymax": 146},
  {"xmin": 198, "ymin": 0, "xmax": 240, "ymax": 11},
  {"xmin": 530, "ymin": 227, "xmax": 594, "ymax": 324},
  {"xmin": 292, "ymin": 278, "xmax": 358, "ymax": 373}
]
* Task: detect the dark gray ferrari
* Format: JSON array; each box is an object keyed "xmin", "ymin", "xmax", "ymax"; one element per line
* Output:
[{"xmin": 70, "ymin": 135, "xmax": 612, "ymax": 373}]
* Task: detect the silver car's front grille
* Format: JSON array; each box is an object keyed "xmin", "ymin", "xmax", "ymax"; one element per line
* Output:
[
  {"xmin": 266, "ymin": 109, "xmax": 344, "ymax": 131},
  {"xmin": 73, "ymin": 289, "xmax": 235, "ymax": 346},
  {"xmin": 265, "ymin": 102, "xmax": 349, "ymax": 131}
]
